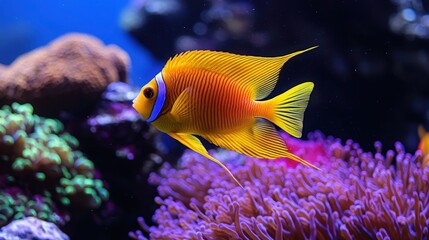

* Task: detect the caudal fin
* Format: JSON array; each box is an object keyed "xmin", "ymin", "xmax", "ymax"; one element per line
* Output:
[{"xmin": 267, "ymin": 82, "xmax": 314, "ymax": 138}]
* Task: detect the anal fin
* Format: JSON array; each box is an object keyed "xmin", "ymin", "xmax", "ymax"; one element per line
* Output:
[
  {"xmin": 168, "ymin": 132, "xmax": 243, "ymax": 188},
  {"xmin": 203, "ymin": 121, "xmax": 319, "ymax": 170}
]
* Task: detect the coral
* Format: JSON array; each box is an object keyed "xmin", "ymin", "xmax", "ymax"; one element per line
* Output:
[
  {"xmin": 80, "ymin": 82, "xmax": 166, "ymax": 165},
  {"xmin": 65, "ymin": 82, "xmax": 168, "ymax": 177},
  {"xmin": 0, "ymin": 187, "xmax": 63, "ymax": 227},
  {"xmin": 0, "ymin": 103, "xmax": 108, "ymax": 226},
  {"xmin": 0, "ymin": 217, "xmax": 69, "ymax": 240},
  {"xmin": 130, "ymin": 133, "xmax": 429, "ymax": 240},
  {"xmin": 0, "ymin": 33, "xmax": 130, "ymax": 116},
  {"xmin": 61, "ymin": 82, "xmax": 168, "ymax": 239},
  {"xmin": 274, "ymin": 132, "xmax": 328, "ymax": 168}
]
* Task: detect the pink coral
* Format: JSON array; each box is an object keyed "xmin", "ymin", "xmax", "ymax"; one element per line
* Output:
[
  {"xmin": 273, "ymin": 132, "xmax": 328, "ymax": 167},
  {"xmin": 130, "ymin": 133, "xmax": 429, "ymax": 240}
]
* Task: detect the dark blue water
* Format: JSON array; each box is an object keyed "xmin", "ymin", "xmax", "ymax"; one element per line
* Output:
[{"xmin": 0, "ymin": 0, "xmax": 162, "ymax": 86}]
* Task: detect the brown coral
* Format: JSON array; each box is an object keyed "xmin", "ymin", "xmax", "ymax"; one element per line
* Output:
[{"xmin": 0, "ymin": 33, "xmax": 130, "ymax": 116}]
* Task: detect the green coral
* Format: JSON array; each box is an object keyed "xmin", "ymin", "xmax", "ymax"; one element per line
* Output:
[
  {"xmin": 0, "ymin": 103, "xmax": 109, "ymax": 224},
  {"xmin": 0, "ymin": 190, "xmax": 60, "ymax": 227}
]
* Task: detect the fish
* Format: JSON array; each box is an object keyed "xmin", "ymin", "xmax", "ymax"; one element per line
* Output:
[
  {"xmin": 418, "ymin": 125, "xmax": 429, "ymax": 168},
  {"xmin": 133, "ymin": 47, "xmax": 319, "ymax": 187}
]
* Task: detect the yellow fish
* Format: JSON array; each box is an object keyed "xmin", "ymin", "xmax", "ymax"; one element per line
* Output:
[{"xmin": 133, "ymin": 47, "xmax": 319, "ymax": 187}]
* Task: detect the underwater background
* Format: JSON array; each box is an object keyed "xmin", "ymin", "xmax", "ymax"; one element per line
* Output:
[{"xmin": 1, "ymin": 0, "xmax": 429, "ymax": 239}]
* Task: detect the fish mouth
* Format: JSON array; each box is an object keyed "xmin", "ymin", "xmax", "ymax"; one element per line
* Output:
[
  {"xmin": 131, "ymin": 96, "xmax": 147, "ymax": 121},
  {"xmin": 131, "ymin": 94, "xmax": 141, "ymax": 109},
  {"xmin": 131, "ymin": 99, "xmax": 137, "ymax": 110}
]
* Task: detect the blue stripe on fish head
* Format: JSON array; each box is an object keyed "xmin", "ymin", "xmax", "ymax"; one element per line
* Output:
[{"xmin": 146, "ymin": 72, "xmax": 166, "ymax": 122}]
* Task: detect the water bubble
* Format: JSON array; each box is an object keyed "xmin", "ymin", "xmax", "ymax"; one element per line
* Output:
[{"xmin": 402, "ymin": 8, "xmax": 416, "ymax": 22}]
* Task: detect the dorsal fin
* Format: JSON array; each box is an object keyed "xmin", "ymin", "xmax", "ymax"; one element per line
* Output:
[{"xmin": 163, "ymin": 46, "xmax": 317, "ymax": 100}]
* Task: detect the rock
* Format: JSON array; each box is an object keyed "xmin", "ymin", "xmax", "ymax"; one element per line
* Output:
[{"xmin": 0, "ymin": 217, "xmax": 69, "ymax": 240}]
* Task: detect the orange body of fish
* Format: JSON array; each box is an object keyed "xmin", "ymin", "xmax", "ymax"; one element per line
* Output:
[
  {"xmin": 133, "ymin": 47, "xmax": 319, "ymax": 187},
  {"xmin": 418, "ymin": 125, "xmax": 429, "ymax": 168}
]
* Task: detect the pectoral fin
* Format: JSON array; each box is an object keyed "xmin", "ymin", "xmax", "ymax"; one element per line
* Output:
[
  {"xmin": 167, "ymin": 132, "xmax": 243, "ymax": 188},
  {"xmin": 170, "ymin": 89, "xmax": 192, "ymax": 122}
]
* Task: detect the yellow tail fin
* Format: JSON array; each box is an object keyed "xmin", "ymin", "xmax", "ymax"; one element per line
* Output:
[{"xmin": 266, "ymin": 82, "xmax": 314, "ymax": 138}]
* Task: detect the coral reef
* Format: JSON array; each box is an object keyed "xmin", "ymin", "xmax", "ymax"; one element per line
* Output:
[
  {"xmin": 0, "ymin": 187, "xmax": 62, "ymax": 227},
  {"xmin": 273, "ymin": 132, "xmax": 327, "ymax": 168},
  {"xmin": 80, "ymin": 82, "xmax": 160, "ymax": 163},
  {"xmin": 0, "ymin": 217, "xmax": 69, "ymax": 240},
  {"xmin": 130, "ymin": 133, "xmax": 429, "ymax": 239},
  {"xmin": 0, "ymin": 33, "xmax": 130, "ymax": 116},
  {"xmin": 61, "ymin": 82, "xmax": 168, "ymax": 239},
  {"xmin": 0, "ymin": 103, "xmax": 108, "ymax": 227},
  {"xmin": 65, "ymin": 81, "xmax": 167, "ymax": 176}
]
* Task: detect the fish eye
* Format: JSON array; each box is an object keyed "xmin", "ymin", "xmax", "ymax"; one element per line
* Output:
[{"xmin": 143, "ymin": 87, "xmax": 154, "ymax": 99}]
